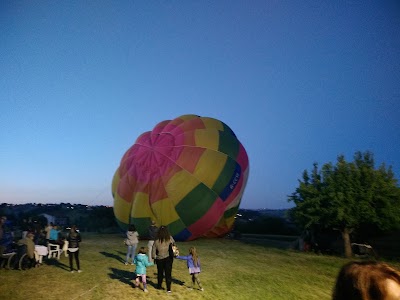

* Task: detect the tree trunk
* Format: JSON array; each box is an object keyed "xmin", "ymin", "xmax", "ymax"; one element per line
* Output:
[{"xmin": 341, "ymin": 228, "xmax": 352, "ymax": 258}]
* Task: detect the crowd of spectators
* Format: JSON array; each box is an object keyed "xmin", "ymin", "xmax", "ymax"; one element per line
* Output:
[{"xmin": 0, "ymin": 215, "xmax": 69, "ymax": 269}]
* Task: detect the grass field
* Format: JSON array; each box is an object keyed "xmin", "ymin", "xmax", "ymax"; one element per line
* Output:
[{"xmin": 1, "ymin": 233, "xmax": 398, "ymax": 300}]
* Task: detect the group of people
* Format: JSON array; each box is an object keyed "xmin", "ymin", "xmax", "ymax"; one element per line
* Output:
[
  {"xmin": 124, "ymin": 221, "xmax": 203, "ymax": 294},
  {"xmin": 0, "ymin": 216, "xmax": 82, "ymax": 272},
  {"xmin": 124, "ymin": 221, "xmax": 400, "ymax": 298},
  {"xmin": 38, "ymin": 224, "xmax": 83, "ymax": 272},
  {"xmin": 39, "ymin": 222, "xmax": 83, "ymax": 273},
  {"xmin": 4, "ymin": 215, "xmax": 400, "ymax": 298}
]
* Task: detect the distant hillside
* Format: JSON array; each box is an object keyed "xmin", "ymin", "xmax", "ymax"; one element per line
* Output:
[
  {"xmin": 235, "ymin": 208, "xmax": 298, "ymax": 235},
  {"xmin": 237, "ymin": 208, "xmax": 289, "ymax": 220}
]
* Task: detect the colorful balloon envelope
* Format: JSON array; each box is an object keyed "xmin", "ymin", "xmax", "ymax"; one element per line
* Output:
[{"xmin": 112, "ymin": 114, "xmax": 249, "ymax": 241}]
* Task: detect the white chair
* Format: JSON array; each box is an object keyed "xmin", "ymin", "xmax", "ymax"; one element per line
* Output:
[{"xmin": 47, "ymin": 243, "xmax": 61, "ymax": 260}]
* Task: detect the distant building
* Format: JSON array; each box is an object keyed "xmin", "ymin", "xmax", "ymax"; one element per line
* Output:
[
  {"xmin": 39, "ymin": 213, "xmax": 69, "ymax": 226},
  {"xmin": 40, "ymin": 213, "xmax": 56, "ymax": 224}
]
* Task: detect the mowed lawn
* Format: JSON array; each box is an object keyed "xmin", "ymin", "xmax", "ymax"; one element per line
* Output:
[{"xmin": 0, "ymin": 233, "xmax": 392, "ymax": 300}]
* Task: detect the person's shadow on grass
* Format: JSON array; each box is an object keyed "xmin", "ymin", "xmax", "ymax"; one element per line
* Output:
[
  {"xmin": 45, "ymin": 258, "xmax": 70, "ymax": 271},
  {"xmin": 107, "ymin": 269, "xmax": 163, "ymax": 290},
  {"xmin": 108, "ymin": 267, "xmax": 136, "ymax": 288},
  {"xmin": 172, "ymin": 276, "xmax": 185, "ymax": 286},
  {"xmin": 149, "ymin": 271, "xmax": 185, "ymax": 288},
  {"xmin": 116, "ymin": 251, "xmax": 126, "ymax": 257},
  {"xmin": 99, "ymin": 251, "xmax": 125, "ymax": 264}
]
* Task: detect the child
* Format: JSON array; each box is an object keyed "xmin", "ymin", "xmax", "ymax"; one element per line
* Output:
[
  {"xmin": 176, "ymin": 246, "xmax": 204, "ymax": 291},
  {"xmin": 133, "ymin": 247, "xmax": 154, "ymax": 292}
]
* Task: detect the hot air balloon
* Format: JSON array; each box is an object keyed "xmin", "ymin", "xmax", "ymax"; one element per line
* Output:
[{"xmin": 112, "ymin": 114, "xmax": 249, "ymax": 241}]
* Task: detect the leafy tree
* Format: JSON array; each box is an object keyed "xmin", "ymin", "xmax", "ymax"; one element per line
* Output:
[{"xmin": 289, "ymin": 151, "xmax": 400, "ymax": 257}]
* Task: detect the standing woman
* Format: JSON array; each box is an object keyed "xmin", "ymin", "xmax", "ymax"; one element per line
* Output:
[
  {"xmin": 125, "ymin": 224, "xmax": 139, "ymax": 265},
  {"xmin": 152, "ymin": 226, "xmax": 175, "ymax": 293},
  {"xmin": 67, "ymin": 225, "xmax": 82, "ymax": 273}
]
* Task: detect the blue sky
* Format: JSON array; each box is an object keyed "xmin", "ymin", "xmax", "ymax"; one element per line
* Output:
[{"xmin": 1, "ymin": 1, "xmax": 399, "ymax": 209}]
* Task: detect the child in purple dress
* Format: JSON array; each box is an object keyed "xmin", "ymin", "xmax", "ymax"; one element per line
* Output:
[{"xmin": 176, "ymin": 246, "xmax": 203, "ymax": 291}]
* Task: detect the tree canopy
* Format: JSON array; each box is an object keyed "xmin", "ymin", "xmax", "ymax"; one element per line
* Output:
[{"xmin": 288, "ymin": 151, "xmax": 400, "ymax": 257}]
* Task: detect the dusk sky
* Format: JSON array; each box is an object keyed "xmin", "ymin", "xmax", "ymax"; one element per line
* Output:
[{"xmin": 1, "ymin": 1, "xmax": 399, "ymax": 210}]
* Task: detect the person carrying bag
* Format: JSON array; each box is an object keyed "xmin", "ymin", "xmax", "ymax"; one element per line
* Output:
[{"xmin": 152, "ymin": 226, "xmax": 177, "ymax": 293}]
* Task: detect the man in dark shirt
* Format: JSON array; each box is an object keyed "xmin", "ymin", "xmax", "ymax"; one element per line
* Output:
[{"xmin": 147, "ymin": 220, "xmax": 158, "ymax": 263}]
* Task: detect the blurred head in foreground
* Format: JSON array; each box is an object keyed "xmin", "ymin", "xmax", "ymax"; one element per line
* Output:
[{"xmin": 332, "ymin": 261, "xmax": 400, "ymax": 300}]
